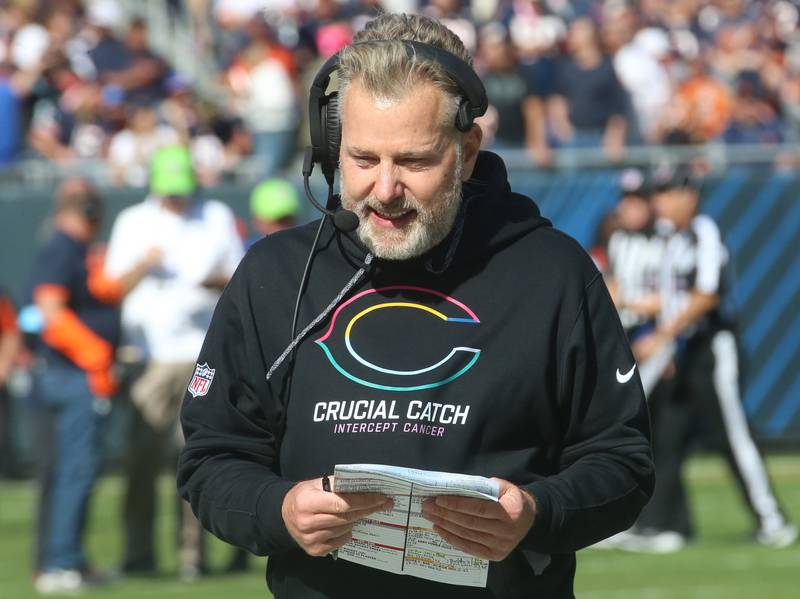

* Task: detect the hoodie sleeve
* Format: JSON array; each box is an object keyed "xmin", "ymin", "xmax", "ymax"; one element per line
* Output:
[
  {"xmin": 521, "ymin": 272, "xmax": 654, "ymax": 553},
  {"xmin": 177, "ymin": 254, "xmax": 297, "ymax": 556}
]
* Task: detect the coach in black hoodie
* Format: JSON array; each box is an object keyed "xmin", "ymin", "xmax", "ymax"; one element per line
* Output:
[{"xmin": 178, "ymin": 14, "xmax": 653, "ymax": 599}]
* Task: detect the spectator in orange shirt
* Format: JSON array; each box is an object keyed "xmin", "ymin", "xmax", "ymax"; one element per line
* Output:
[{"xmin": 662, "ymin": 58, "xmax": 733, "ymax": 143}]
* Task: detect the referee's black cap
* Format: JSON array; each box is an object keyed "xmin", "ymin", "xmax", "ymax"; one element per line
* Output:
[{"xmin": 652, "ymin": 164, "xmax": 698, "ymax": 193}]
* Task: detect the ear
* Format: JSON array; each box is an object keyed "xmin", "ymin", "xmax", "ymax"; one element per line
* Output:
[{"xmin": 460, "ymin": 124, "xmax": 483, "ymax": 181}]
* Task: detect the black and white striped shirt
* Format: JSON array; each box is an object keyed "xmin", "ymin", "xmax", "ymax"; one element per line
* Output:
[
  {"xmin": 607, "ymin": 227, "xmax": 665, "ymax": 330},
  {"xmin": 657, "ymin": 214, "xmax": 730, "ymax": 337}
]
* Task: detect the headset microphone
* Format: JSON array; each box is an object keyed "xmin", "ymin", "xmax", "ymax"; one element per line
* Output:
[{"xmin": 302, "ymin": 146, "xmax": 359, "ymax": 233}]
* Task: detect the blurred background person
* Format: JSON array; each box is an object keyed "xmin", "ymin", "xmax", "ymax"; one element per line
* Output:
[
  {"xmin": 550, "ymin": 16, "xmax": 628, "ymax": 162},
  {"xmin": 603, "ymin": 169, "xmax": 664, "ymax": 344},
  {"xmin": 107, "ymin": 103, "xmax": 179, "ymax": 186},
  {"xmin": 659, "ymin": 56, "xmax": 733, "ymax": 144},
  {"xmin": 0, "ymin": 287, "xmax": 21, "ymax": 477},
  {"xmin": 620, "ymin": 167, "xmax": 798, "ymax": 553},
  {"xmin": 0, "ymin": 58, "xmax": 22, "ymax": 166},
  {"xmin": 104, "ymin": 145, "xmax": 244, "ymax": 581},
  {"xmin": 722, "ymin": 70, "xmax": 783, "ymax": 145},
  {"xmin": 474, "ymin": 22, "xmax": 550, "ymax": 166},
  {"xmin": 224, "ymin": 15, "xmax": 298, "ymax": 178},
  {"xmin": 26, "ymin": 177, "xmax": 157, "ymax": 594},
  {"xmin": 613, "ymin": 27, "xmax": 673, "ymax": 144},
  {"xmin": 28, "ymin": 76, "xmax": 112, "ymax": 166},
  {"xmin": 84, "ymin": 4, "xmax": 167, "ymax": 106}
]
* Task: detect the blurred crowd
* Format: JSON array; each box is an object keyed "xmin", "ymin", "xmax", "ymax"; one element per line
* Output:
[{"xmin": 1, "ymin": 0, "xmax": 799, "ymax": 180}]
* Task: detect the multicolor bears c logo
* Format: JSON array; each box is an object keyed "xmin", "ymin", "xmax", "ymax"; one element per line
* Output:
[{"xmin": 315, "ymin": 286, "xmax": 480, "ymax": 391}]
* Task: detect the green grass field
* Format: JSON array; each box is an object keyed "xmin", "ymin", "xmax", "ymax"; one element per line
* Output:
[{"xmin": 1, "ymin": 455, "xmax": 798, "ymax": 598}]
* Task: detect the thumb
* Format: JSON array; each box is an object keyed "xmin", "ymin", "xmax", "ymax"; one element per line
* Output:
[{"xmin": 490, "ymin": 477, "xmax": 517, "ymax": 497}]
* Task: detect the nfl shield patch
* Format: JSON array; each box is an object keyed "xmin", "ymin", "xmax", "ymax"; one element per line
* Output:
[{"xmin": 188, "ymin": 363, "xmax": 215, "ymax": 398}]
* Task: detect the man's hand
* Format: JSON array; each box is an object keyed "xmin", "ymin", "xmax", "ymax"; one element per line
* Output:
[
  {"xmin": 420, "ymin": 478, "xmax": 536, "ymax": 561},
  {"xmin": 281, "ymin": 477, "xmax": 393, "ymax": 557}
]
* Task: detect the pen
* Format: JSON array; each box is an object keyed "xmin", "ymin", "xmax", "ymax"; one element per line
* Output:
[{"xmin": 322, "ymin": 474, "xmax": 337, "ymax": 560}]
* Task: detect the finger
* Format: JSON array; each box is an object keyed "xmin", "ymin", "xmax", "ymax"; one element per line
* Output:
[
  {"xmin": 313, "ymin": 503, "xmax": 393, "ymax": 528},
  {"xmin": 431, "ymin": 524, "xmax": 497, "ymax": 561},
  {"xmin": 309, "ymin": 490, "xmax": 390, "ymax": 514},
  {"xmin": 328, "ymin": 530, "xmax": 353, "ymax": 550},
  {"xmin": 430, "ymin": 496, "xmax": 504, "ymax": 520},
  {"xmin": 489, "ymin": 477, "xmax": 517, "ymax": 497},
  {"xmin": 307, "ymin": 530, "xmax": 353, "ymax": 556},
  {"xmin": 422, "ymin": 502, "xmax": 506, "ymax": 535},
  {"xmin": 304, "ymin": 523, "xmax": 353, "ymax": 544},
  {"xmin": 426, "ymin": 512, "xmax": 502, "ymax": 547}
]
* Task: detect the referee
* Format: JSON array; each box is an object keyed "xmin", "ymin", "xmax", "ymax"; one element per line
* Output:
[
  {"xmin": 604, "ymin": 169, "xmax": 665, "ymax": 345},
  {"xmin": 624, "ymin": 167, "xmax": 797, "ymax": 552}
]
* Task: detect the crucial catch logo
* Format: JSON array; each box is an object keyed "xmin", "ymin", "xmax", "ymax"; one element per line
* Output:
[{"xmin": 188, "ymin": 363, "xmax": 215, "ymax": 398}]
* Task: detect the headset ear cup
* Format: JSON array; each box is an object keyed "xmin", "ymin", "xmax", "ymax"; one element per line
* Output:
[
  {"xmin": 455, "ymin": 98, "xmax": 473, "ymax": 132},
  {"xmin": 322, "ymin": 91, "xmax": 342, "ymax": 178}
]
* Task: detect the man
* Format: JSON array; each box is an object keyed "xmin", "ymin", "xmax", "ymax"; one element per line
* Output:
[
  {"xmin": 178, "ymin": 14, "xmax": 653, "ymax": 598},
  {"xmin": 475, "ymin": 23, "xmax": 549, "ymax": 166},
  {"xmin": 104, "ymin": 145, "xmax": 244, "ymax": 580},
  {"xmin": 551, "ymin": 17, "xmax": 628, "ymax": 162},
  {"xmin": 626, "ymin": 168, "xmax": 797, "ymax": 552},
  {"xmin": 27, "ymin": 178, "xmax": 158, "ymax": 594}
]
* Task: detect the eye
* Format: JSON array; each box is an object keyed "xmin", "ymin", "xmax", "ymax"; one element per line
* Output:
[
  {"xmin": 351, "ymin": 154, "xmax": 378, "ymax": 168},
  {"xmin": 399, "ymin": 157, "xmax": 433, "ymax": 171}
]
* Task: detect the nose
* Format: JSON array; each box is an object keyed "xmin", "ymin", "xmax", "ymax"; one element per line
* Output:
[{"xmin": 373, "ymin": 162, "xmax": 403, "ymax": 205}]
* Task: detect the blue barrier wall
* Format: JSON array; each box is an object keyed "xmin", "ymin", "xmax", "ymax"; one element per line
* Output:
[
  {"xmin": 1, "ymin": 168, "xmax": 798, "ymax": 441},
  {"xmin": 509, "ymin": 168, "xmax": 800, "ymax": 442}
]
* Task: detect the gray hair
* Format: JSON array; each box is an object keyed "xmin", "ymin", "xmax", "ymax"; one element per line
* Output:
[{"xmin": 336, "ymin": 13, "xmax": 472, "ymax": 131}]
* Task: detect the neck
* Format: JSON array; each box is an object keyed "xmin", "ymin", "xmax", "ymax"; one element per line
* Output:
[
  {"xmin": 574, "ymin": 48, "xmax": 601, "ymax": 68},
  {"xmin": 55, "ymin": 213, "xmax": 91, "ymax": 242}
]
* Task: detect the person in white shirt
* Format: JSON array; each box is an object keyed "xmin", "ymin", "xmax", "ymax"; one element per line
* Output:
[{"xmin": 104, "ymin": 145, "xmax": 244, "ymax": 580}]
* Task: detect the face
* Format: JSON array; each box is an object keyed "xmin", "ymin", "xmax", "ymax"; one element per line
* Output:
[
  {"xmin": 339, "ymin": 80, "xmax": 481, "ymax": 261},
  {"xmin": 652, "ymin": 188, "xmax": 697, "ymax": 227},
  {"xmin": 617, "ymin": 195, "xmax": 652, "ymax": 231},
  {"xmin": 568, "ymin": 18, "xmax": 598, "ymax": 54},
  {"xmin": 161, "ymin": 196, "xmax": 193, "ymax": 215},
  {"xmin": 254, "ymin": 216, "xmax": 296, "ymax": 236},
  {"xmin": 480, "ymin": 36, "xmax": 513, "ymax": 71},
  {"xmin": 126, "ymin": 24, "xmax": 148, "ymax": 52}
]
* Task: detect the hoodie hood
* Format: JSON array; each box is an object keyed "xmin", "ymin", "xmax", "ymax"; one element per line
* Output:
[{"xmin": 456, "ymin": 150, "xmax": 551, "ymax": 264}]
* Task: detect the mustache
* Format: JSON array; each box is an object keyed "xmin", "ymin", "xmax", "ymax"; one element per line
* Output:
[{"xmin": 360, "ymin": 196, "xmax": 421, "ymax": 215}]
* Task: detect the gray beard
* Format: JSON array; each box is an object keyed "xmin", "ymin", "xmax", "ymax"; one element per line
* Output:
[{"xmin": 341, "ymin": 157, "xmax": 464, "ymax": 261}]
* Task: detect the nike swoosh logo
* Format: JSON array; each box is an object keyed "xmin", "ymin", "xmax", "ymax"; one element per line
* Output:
[{"xmin": 616, "ymin": 364, "xmax": 637, "ymax": 384}]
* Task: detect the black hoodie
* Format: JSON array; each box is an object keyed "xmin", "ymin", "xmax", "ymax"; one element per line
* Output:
[{"xmin": 178, "ymin": 152, "xmax": 654, "ymax": 598}]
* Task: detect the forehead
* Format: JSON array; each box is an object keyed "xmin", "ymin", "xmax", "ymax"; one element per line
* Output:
[{"xmin": 340, "ymin": 80, "xmax": 450, "ymax": 153}]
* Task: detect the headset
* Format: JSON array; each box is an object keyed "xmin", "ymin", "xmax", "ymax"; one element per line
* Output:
[{"xmin": 301, "ymin": 39, "xmax": 488, "ymax": 233}]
